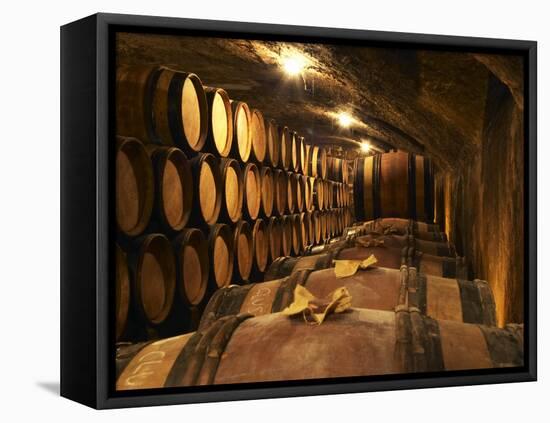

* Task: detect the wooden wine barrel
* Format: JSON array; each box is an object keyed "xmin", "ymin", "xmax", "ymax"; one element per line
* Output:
[
  {"xmin": 273, "ymin": 169, "xmax": 287, "ymax": 216},
  {"xmin": 337, "ymin": 183, "xmax": 343, "ymax": 208},
  {"xmin": 127, "ymin": 234, "xmax": 176, "ymax": 326},
  {"xmin": 208, "ymin": 224, "xmax": 234, "ymax": 289},
  {"xmin": 250, "ymin": 109, "xmax": 267, "ymax": 163},
  {"xmin": 311, "ymin": 145, "xmax": 327, "ymax": 179},
  {"xmin": 265, "ymin": 119, "xmax": 279, "ymax": 168},
  {"xmin": 279, "ymin": 126, "xmax": 292, "ymax": 170},
  {"xmin": 295, "ymin": 174, "xmax": 305, "ymax": 213},
  {"xmin": 343, "ymin": 184, "xmax": 350, "ymax": 207},
  {"xmin": 116, "ymin": 136, "xmax": 154, "ymax": 236},
  {"xmin": 312, "ymin": 211, "xmax": 322, "ymax": 245},
  {"xmin": 328, "ymin": 210, "xmax": 335, "ymax": 238},
  {"xmin": 259, "ymin": 166, "xmax": 274, "ymax": 218},
  {"xmin": 252, "ymin": 219, "xmax": 269, "ymax": 274},
  {"xmin": 232, "ymin": 221, "xmax": 253, "ymax": 282},
  {"xmin": 354, "ymin": 151, "xmax": 435, "ymax": 222},
  {"xmin": 190, "ymin": 153, "xmax": 222, "ymax": 226},
  {"xmin": 117, "ymin": 309, "xmax": 521, "ymax": 389},
  {"xmin": 153, "ymin": 68, "xmax": 208, "ymax": 153},
  {"xmin": 303, "ymin": 176, "xmax": 313, "ymax": 212},
  {"xmin": 356, "ymin": 233, "xmax": 455, "ymax": 257},
  {"xmin": 146, "ymin": 145, "xmax": 193, "ymax": 232},
  {"xmin": 115, "ymin": 244, "xmax": 130, "ymax": 341},
  {"xmin": 297, "ymin": 136, "xmax": 307, "ymax": 175},
  {"xmin": 325, "ymin": 181, "xmax": 333, "ymax": 209},
  {"xmin": 313, "ymin": 178, "xmax": 324, "ymax": 211},
  {"xmin": 342, "ymin": 160, "xmax": 349, "ymax": 184},
  {"xmin": 200, "ymin": 266, "xmax": 496, "ymax": 326},
  {"xmin": 328, "ymin": 156, "xmax": 348, "ymax": 182},
  {"xmin": 116, "ymin": 65, "xmax": 159, "ymax": 144},
  {"xmin": 204, "ymin": 87, "xmax": 233, "ymax": 157},
  {"xmin": 267, "ymin": 216, "xmax": 282, "ymax": 263},
  {"xmin": 286, "ymin": 172, "xmax": 297, "ymax": 214},
  {"xmin": 264, "ymin": 243, "xmax": 467, "ymax": 281},
  {"xmin": 303, "ymin": 143, "xmax": 312, "ymax": 176},
  {"xmin": 290, "ymin": 131, "xmax": 301, "ymax": 173},
  {"xmin": 280, "ymin": 215, "xmax": 293, "ymax": 257},
  {"xmin": 290, "ymin": 214, "xmax": 302, "ymax": 256},
  {"xmin": 296, "ymin": 174, "xmax": 309, "ymax": 213},
  {"xmin": 299, "ymin": 212, "xmax": 310, "ymax": 251},
  {"xmin": 242, "ymin": 163, "xmax": 261, "ymax": 220},
  {"xmin": 172, "ymin": 229, "xmax": 209, "ymax": 306},
  {"xmin": 116, "ymin": 66, "xmax": 208, "ymax": 153},
  {"xmin": 305, "ymin": 212, "xmax": 314, "ymax": 246},
  {"xmin": 230, "ymin": 101, "xmax": 252, "ymax": 163},
  {"xmin": 362, "ymin": 218, "xmax": 447, "ymax": 242},
  {"xmin": 321, "ymin": 211, "xmax": 330, "ymax": 242},
  {"xmin": 218, "ymin": 158, "xmax": 243, "ymax": 224}
]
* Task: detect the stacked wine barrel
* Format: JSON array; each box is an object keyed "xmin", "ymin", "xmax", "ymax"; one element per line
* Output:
[{"xmin": 115, "ymin": 65, "xmax": 354, "ymax": 342}]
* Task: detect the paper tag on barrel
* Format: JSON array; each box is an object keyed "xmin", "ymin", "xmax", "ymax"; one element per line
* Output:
[
  {"xmin": 281, "ymin": 285, "xmax": 352, "ymax": 325},
  {"xmin": 333, "ymin": 254, "xmax": 378, "ymax": 278}
]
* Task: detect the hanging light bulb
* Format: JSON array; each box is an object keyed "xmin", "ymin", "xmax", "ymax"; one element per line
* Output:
[
  {"xmin": 360, "ymin": 141, "xmax": 371, "ymax": 153},
  {"xmin": 338, "ymin": 112, "xmax": 353, "ymax": 128},
  {"xmin": 282, "ymin": 54, "xmax": 306, "ymax": 76}
]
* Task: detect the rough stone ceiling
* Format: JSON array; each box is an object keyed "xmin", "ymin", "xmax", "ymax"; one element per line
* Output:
[{"xmin": 117, "ymin": 33, "xmax": 523, "ymax": 171}]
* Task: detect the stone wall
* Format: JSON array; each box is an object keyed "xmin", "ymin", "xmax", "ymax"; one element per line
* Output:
[{"xmin": 442, "ymin": 74, "xmax": 524, "ymax": 326}]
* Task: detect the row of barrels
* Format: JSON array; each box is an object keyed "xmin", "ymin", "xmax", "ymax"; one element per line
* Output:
[
  {"xmin": 117, "ymin": 136, "xmax": 352, "ymax": 237},
  {"xmin": 116, "ymin": 309, "xmax": 523, "ymax": 389},
  {"xmin": 354, "ymin": 150, "xmax": 435, "ymax": 224},
  {"xmin": 116, "ymin": 208, "xmax": 353, "ymax": 341},
  {"xmin": 117, "ymin": 65, "xmax": 352, "ymax": 183},
  {"xmin": 115, "ymin": 218, "xmax": 522, "ymax": 390}
]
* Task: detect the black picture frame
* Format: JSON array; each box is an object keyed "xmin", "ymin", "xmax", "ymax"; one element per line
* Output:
[{"xmin": 60, "ymin": 12, "xmax": 537, "ymax": 409}]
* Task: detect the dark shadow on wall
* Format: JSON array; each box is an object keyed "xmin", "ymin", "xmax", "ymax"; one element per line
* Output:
[{"xmin": 447, "ymin": 72, "xmax": 524, "ymax": 326}]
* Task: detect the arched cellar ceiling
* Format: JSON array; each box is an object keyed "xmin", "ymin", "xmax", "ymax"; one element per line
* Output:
[{"xmin": 117, "ymin": 33, "xmax": 523, "ymax": 170}]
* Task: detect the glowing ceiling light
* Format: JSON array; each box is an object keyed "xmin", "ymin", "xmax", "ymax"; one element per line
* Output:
[
  {"xmin": 282, "ymin": 55, "xmax": 306, "ymax": 76},
  {"xmin": 360, "ymin": 142, "xmax": 371, "ymax": 153},
  {"xmin": 338, "ymin": 112, "xmax": 353, "ymax": 128}
]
